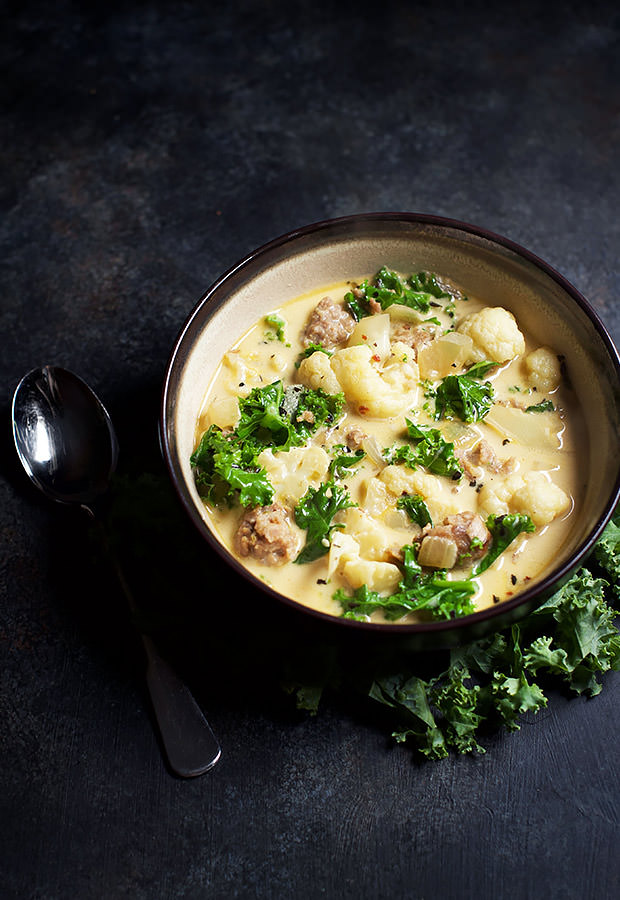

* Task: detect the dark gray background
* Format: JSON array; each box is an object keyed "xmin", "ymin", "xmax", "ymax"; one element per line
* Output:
[{"xmin": 2, "ymin": 1, "xmax": 619, "ymax": 898}]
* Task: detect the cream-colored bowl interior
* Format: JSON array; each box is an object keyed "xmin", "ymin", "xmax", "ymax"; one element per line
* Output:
[{"xmin": 166, "ymin": 221, "xmax": 620, "ymax": 601}]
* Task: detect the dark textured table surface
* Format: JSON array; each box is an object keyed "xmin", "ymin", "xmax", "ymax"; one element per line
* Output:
[{"xmin": 2, "ymin": 2, "xmax": 620, "ymax": 898}]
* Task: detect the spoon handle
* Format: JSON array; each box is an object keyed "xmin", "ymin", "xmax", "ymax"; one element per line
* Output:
[
  {"xmin": 141, "ymin": 634, "xmax": 221, "ymax": 777},
  {"xmin": 95, "ymin": 518, "xmax": 222, "ymax": 777}
]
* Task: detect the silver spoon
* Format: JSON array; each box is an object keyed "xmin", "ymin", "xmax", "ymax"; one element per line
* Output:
[{"xmin": 12, "ymin": 365, "xmax": 221, "ymax": 777}]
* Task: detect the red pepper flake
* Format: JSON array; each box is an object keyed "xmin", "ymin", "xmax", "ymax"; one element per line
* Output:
[
  {"xmin": 361, "ymin": 334, "xmax": 367, "ymax": 341},
  {"xmin": 372, "ymin": 354, "xmax": 381, "ymax": 362},
  {"xmin": 359, "ymin": 405, "xmax": 369, "ymax": 415}
]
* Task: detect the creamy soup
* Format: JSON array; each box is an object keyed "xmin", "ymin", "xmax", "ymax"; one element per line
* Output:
[{"xmin": 191, "ymin": 267, "xmax": 585, "ymax": 624}]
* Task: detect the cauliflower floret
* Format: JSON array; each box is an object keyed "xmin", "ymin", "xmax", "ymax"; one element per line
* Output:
[
  {"xmin": 222, "ymin": 351, "xmax": 263, "ymax": 397},
  {"xmin": 524, "ymin": 347, "xmax": 562, "ymax": 393},
  {"xmin": 510, "ymin": 471, "xmax": 571, "ymax": 527},
  {"xmin": 341, "ymin": 557, "xmax": 402, "ymax": 594},
  {"xmin": 328, "ymin": 530, "xmax": 401, "ymax": 594},
  {"xmin": 477, "ymin": 473, "xmax": 525, "ymax": 518},
  {"xmin": 457, "ymin": 307, "xmax": 525, "ymax": 363},
  {"xmin": 257, "ymin": 446, "xmax": 330, "ymax": 504},
  {"xmin": 341, "ymin": 507, "xmax": 403, "ymax": 562},
  {"xmin": 330, "ymin": 344, "xmax": 419, "ymax": 417},
  {"xmin": 297, "ymin": 350, "xmax": 342, "ymax": 395},
  {"xmin": 378, "ymin": 466, "xmax": 464, "ymax": 522},
  {"xmin": 478, "ymin": 471, "xmax": 570, "ymax": 527}
]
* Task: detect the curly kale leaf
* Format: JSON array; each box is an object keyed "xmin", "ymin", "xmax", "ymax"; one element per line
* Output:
[
  {"xmin": 525, "ymin": 399, "xmax": 555, "ymax": 413},
  {"xmin": 434, "ymin": 373, "xmax": 495, "ymax": 423},
  {"xmin": 524, "ymin": 570, "xmax": 620, "ymax": 695},
  {"xmin": 237, "ymin": 380, "xmax": 344, "ymax": 450},
  {"xmin": 397, "ymin": 493, "xmax": 433, "ymax": 527},
  {"xmin": 336, "ymin": 544, "xmax": 476, "ymax": 622},
  {"xmin": 329, "ymin": 446, "xmax": 365, "ymax": 480},
  {"xmin": 384, "ymin": 420, "xmax": 463, "ymax": 480},
  {"xmin": 464, "ymin": 360, "xmax": 498, "ymax": 379},
  {"xmin": 593, "ymin": 511, "xmax": 620, "ymax": 596},
  {"xmin": 474, "ymin": 513, "xmax": 536, "ymax": 575},
  {"xmin": 294, "ymin": 481, "xmax": 356, "ymax": 564},
  {"xmin": 190, "ymin": 426, "xmax": 274, "ymax": 508},
  {"xmin": 344, "ymin": 267, "xmax": 450, "ymax": 321}
]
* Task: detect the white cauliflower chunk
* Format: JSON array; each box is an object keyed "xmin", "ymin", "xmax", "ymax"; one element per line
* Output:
[
  {"xmin": 478, "ymin": 471, "xmax": 570, "ymax": 527},
  {"xmin": 457, "ymin": 307, "xmax": 525, "ymax": 363},
  {"xmin": 510, "ymin": 472, "xmax": 571, "ymax": 526},
  {"xmin": 256, "ymin": 446, "xmax": 330, "ymax": 504},
  {"xmin": 341, "ymin": 508, "xmax": 402, "ymax": 562},
  {"xmin": 330, "ymin": 344, "xmax": 419, "ymax": 417},
  {"xmin": 297, "ymin": 350, "xmax": 342, "ymax": 395},
  {"xmin": 222, "ymin": 351, "xmax": 264, "ymax": 397},
  {"xmin": 524, "ymin": 347, "xmax": 562, "ymax": 393},
  {"xmin": 378, "ymin": 466, "xmax": 465, "ymax": 523},
  {"xmin": 342, "ymin": 557, "xmax": 402, "ymax": 594},
  {"xmin": 328, "ymin": 530, "xmax": 401, "ymax": 594}
]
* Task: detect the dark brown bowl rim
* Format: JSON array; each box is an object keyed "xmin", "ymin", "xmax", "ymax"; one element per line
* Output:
[{"xmin": 161, "ymin": 211, "xmax": 620, "ymax": 636}]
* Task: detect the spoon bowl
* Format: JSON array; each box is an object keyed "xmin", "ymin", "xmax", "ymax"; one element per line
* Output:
[
  {"xmin": 12, "ymin": 365, "xmax": 221, "ymax": 777},
  {"xmin": 12, "ymin": 366, "xmax": 118, "ymax": 509}
]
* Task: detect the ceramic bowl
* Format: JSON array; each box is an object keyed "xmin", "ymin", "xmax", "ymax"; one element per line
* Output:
[{"xmin": 160, "ymin": 213, "xmax": 620, "ymax": 648}]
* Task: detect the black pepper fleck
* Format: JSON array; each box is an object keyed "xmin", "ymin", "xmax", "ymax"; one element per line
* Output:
[
  {"xmin": 511, "ymin": 574, "xmax": 517, "ymax": 585},
  {"xmin": 493, "ymin": 594, "xmax": 500, "ymax": 604}
]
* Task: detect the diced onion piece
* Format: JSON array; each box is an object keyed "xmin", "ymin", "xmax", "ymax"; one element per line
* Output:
[
  {"xmin": 361, "ymin": 477, "xmax": 391, "ymax": 516},
  {"xmin": 206, "ymin": 397, "xmax": 240, "ymax": 430},
  {"xmin": 418, "ymin": 535, "xmax": 458, "ymax": 569},
  {"xmin": 441, "ymin": 421, "xmax": 480, "ymax": 449},
  {"xmin": 361, "ymin": 434, "xmax": 387, "ymax": 468},
  {"xmin": 387, "ymin": 304, "xmax": 427, "ymax": 323},
  {"xmin": 348, "ymin": 314, "xmax": 391, "ymax": 362},
  {"xmin": 383, "ymin": 507, "xmax": 420, "ymax": 533},
  {"xmin": 327, "ymin": 532, "xmax": 359, "ymax": 578},
  {"xmin": 417, "ymin": 332, "xmax": 474, "ymax": 378},
  {"xmin": 485, "ymin": 405, "xmax": 562, "ymax": 449}
]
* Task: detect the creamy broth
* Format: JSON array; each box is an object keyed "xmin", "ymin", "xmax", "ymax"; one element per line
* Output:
[{"xmin": 192, "ymin": 270, "xmax": 586, "ymax": 624}]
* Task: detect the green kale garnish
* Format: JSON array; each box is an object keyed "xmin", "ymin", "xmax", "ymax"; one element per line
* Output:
[
  {"xmin": 525, "ymin": 399, "xmax": 556, "ymax": 413},
  {"xmin": 367, "ymin": 567, "xmax": 620, "ymax": 758},
  {"xmin": 594, "ymin": 511, "xmax": 620, "ymax": 597},
  {"xmin": 434, "ymin": 373, "xmax": 494, "ymax": 423},
  {"xmin": 397, "ymin": 493, "xmax": 433, "ymax": 527},
  {"xmin": 294, "ymin": 343, "xmax": 333, "ymax": 368},
  {"xmin": 264, "ymin": 313, "xmax": 287, "ymax": 342},
  {"xmin": 336, "ymin": 544, "xmax": 476, "ymax": 622},
  {"xmin": 474, "ymin": 513, "xmax": 536, "ymax": 575},
  {"xmin": 192, "ymin": 381, "xmax": 345, "ymax": 508},
  {"xmin": 344, "ymin": 267, "xmax": 450, "ymax": 321},
  {"xmin": 190, "ymin": 426, "xmax": 274, "ymax": 508},
  {"xmin": 384, "ymin": 420, "xmax": 463, "ymax": 480},
  {"xmin": 465, "ymin": 360, "xmax": 497, "ymax": 379},
  {"xmin": 294, "ymin": 481, "xmax": 356, "ymax": 564},
  {"xmin": 329, "ymin": 446, "xmax": 365, "ymax": 480},
  {"xmin": 237, "ymin": 381, "xmax": 344, "ymax": 450}
]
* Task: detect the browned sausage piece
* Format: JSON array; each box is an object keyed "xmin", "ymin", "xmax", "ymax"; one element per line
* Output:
[
  {"xmin": 390, "ymin": 323, "xmax": 435, "ymax": 359},
  {"xmin": 234, "ymin": 503, "xmax": 298, "ymax": 566},
  {"xmin": 303, "ymin": 296, "xmax": 355, "ymax": 349},
  {"xmin": 456, "ymin": 440, "xmax": 516, "ymax": 480},
  {"xmin": 344, "ymin": 425, "xmax": 367, "ymax": 451},
  {"xmin": 422, "ymin": 511, "xmax": 491, "ymax": 563}
]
